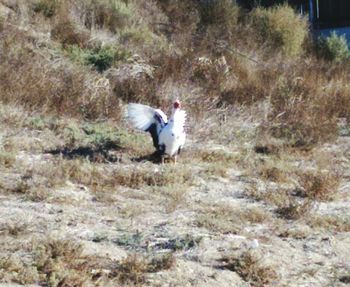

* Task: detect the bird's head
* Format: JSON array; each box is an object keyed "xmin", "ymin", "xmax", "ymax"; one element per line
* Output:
[{"xmin": 173, "ymin": 99, "xmax": 181, "ymax": 109}]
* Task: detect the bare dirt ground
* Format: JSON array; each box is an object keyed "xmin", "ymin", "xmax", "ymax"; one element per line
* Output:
[{"xmin": 0, "ymin": 104, "xmax": 349, "ymax": 286}]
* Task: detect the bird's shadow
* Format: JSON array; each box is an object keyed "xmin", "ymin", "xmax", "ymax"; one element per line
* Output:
[
  {"xmin": 131, "ymin": 151, "xmax": 162, "ymax": 164},
  {"xmin": 45, "ymin": 141, "xmax": 123, "ymax": 163},
  {"xmin": 46, "ymin": 142, "xmax": 164, "ymax": 164}
]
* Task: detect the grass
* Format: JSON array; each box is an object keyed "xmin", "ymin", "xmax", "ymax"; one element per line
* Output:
[
  {"xmin": 0, "ymin": 1, "xmax": 350, "ymax": 285},
  {"xmin": 113, "ymin": 252, "xmax": 175, "ymax": 285},
  {"xmin": 0, "ymin": 237, "xmax": 175, "ymax": 286},
  {"xmin": 0, "ymin": 221, "xmax": 28, "ymax": 237},
  {"xmin": 196, "ymin": 203, "xmax": 271, "ymax": 234},
  {"xmin": 51, "ymin": 20, "xmax": 90, "ymax": 48},
  {"xmin": 250, "ymin": 4, "xmax": 308, "ymax": 57},
  {"xmin": 33, "ymin": 0, "xmax": 61, "ymax": 18},
  {"xmin": 307, "ymin": 214, "xmax": 350, "ymax": 232},
  {"xmin": 0, "ymin": 239, "xmax": 96, "ymax": 285},
  {"xmin": 317, "ymin": 32, "xmax": 350, "ymax": 62},
  {"xmin": 0, "ymin": 151, "xmax": 16, "ymax": 168},
  {"xmin": 219, "ymin": 250, "xmax": 279, "ymax": 287},
  {"xmin": 295, "ymin": 169, "xmax": 340, "ymax": 201}
]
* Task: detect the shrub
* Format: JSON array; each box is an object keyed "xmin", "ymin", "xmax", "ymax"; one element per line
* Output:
[
  {"xmin": 0, "ymin": 151, "xmax": 16, "ymax": 168},
  {"xmin": 86, "ymin": 46, "xmax": 117, "ymax": 72},
  {"xmin": 33, "ymin": 0, "xmax": 61, "ymax": 18},
  {"xmin": 0, "ymin": 27, "xmax": 120, "ymax": 119},
  {"xmin": 198, "ymin": 0, "xmax": 240, "ymax": 31},
  {"xmin": 295, "ymin": 169, "xmax": 340, "ymax": 201},
  {"xmin": 317, "ymin": 32, "xmax": 350, "ymax": 62},
  {"xmin": 119, "ymin": 26, "xmax": 169, "ymax": 56},
  {"xmin": 66, "ymin": 44, "xmax": 130, "ymax": 72},
  {"xmin": 250, "ymin": 4, "xmax": 308, "ymax": 57},
  {"xmin": 82, "ymin": 0, "xmax": 135, "ymax": 32},
  {"xmin": 266, "ymin": 74, "xmax": 338, "ymax": 147},
  {"xmin": 0, "ymin": 16, "xmax": 4, "ymax": 32},
  {"xmin": 65, "ymin": 45, "xmax": 91, "ymax": 65},
  {"xmin": 219, "ymin": 251, "xmax": 279, "ymax": 286},
  {"xmin": 51, "ymin": 21, "xmax": 90, "ymax": 48}
]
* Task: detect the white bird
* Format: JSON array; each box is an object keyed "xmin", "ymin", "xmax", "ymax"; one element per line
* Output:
[{"xmin": 127, "ymin": 99, "xmax": 186, "ymax": 163}]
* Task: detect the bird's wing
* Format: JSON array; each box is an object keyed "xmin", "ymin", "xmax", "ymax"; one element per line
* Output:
[
  {"xmin": 127, "ymin": 103, "xmax": 167, "ymax": 130},
  {"xmin": 127, "ymin": 103, "xmax": 168, "ymax": 149}
]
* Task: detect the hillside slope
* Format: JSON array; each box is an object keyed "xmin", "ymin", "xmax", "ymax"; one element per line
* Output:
[{"xmin": 0, "ymin": 1, "xmax": 350, "ymax": 286}]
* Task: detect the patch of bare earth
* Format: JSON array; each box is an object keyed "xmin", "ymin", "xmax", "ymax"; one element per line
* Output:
[{"xmin": 0, "ymin": 104, "xmax": 349, "ymax": 286}]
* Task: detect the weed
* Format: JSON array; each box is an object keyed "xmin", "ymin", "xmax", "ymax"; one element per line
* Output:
[
  {"xmin": 0, "ymin": 151, "xmax": 16, "ymax": 168},
  {"xmin": 197, "ymin": 149, "xmax": 237, "ymax": 163},
  {"xmin": 275, "ymin": 199, "xmax": 314, "ymax": 220},
  {"xmin": 197, "ymin": 204, "xmax": 270, "ymax": 234},
  {"xmin": 198, "ymin": 0, "xmax": 240, "ymax": 35},
  {"xmin": 0, "ymin": 26, "xmax": 120, "ymax": 119},
  {"xmin": 202, "ymin": 164, "xmax": 229, "ymax": 178},
  {"xmin": 307, "ymin": 214, "xmax": 350, "ymax": 232},
  {"xmin": 24, "ymin": 115, "xmax": 58, "ymax": 131},
  {"xmin": 266, "ymin": 74, "xmax": 338, "ymax": 147},
  {"xmin": 219, "ymin": 250, "xmax": 279, "ymax": 286},
  {"xmin": 52, "ymin": 20, "xmax": 90, "ymax": 48},
  {"xmin": 33, "ymin": 0, "xmax": 61, "ymax": 18},
  {"xmin": 153, "ymin": 234, "xmax": 202, "ymax": 251},
  {"xmin": 113, "ymin": 231, "xmax": 143, "ymax": 250},
  {"xmin": 317, "ymin": 32, "xmax": 350, "ymax": 62},
  {"xmin": 0, "ymin": 16, "xmax": 4, "ymax": 32},
  {"xmin": 0, "ymin": 222, "xmax": 28, "ymax": 236},
  {"xmin": 114, "ymin": 252, "xmax": 175, "ymax": 285},
  {"xmin": 112, "ymin": 165, "xmax": 193, "ymax": 189},
  {"xmin": 251, "ymin": 4, "xmax": 308, "ymax": 57},
  {"xmin": 246, "ymin": 184, "xmax": 315, "ymax": 220},
  {"xmin": 85, "ymin": 45, "xmax": 117, "ymax": 72},
  {"xmin": 295, "ymin": 169, "xmax": 340, "ymax": 201},
  {"xmin": 158, "ymin": 184, "xmax": 188, "ymax": 213},
  {"xmin": 0, "ymin": 238, "xmax": 105, "ymax": 285}
]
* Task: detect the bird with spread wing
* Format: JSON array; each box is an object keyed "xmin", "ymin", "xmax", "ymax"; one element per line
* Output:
[{"xmin": 127, "ymin": 99, "xmax": 186, "ymax": 163}]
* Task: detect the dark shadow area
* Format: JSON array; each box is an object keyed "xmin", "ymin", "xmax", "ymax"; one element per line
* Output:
[
  {"xmin": 46, "ymin": 141, "xmax": 123, "ymax": 163},
  {"xmin": 131, "ymin": 151, "xmax": 162, "ymax": 164}
]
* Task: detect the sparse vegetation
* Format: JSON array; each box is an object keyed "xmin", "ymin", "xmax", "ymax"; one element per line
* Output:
[
  {"xmin": 33, "ymin": 0, "xmax": 61, "ymax": 18},
  {"xmin": 197, "ymin": 204, "xmax": 271, "ymax": 234},
  {"xmin": 0, "ymin": 0, "xmax": 349, "ymax": 286},
  {"xmin": 115, "ymin": 253, "xmax": 175, "ymax": 285},
  {"xmin": 219, "ymin": 251, "xmax": 279, "ymax": 286},
  {"xmin": 250, "ymin": 4, "xmax": 308, "ymax": 57},
  {"xmin": 317, "ymin": 32, "xmax": 350, "ymax": 62},
  {"xmin": 0, "ymin": 151, "xmax": 16, "ymax": 168}
]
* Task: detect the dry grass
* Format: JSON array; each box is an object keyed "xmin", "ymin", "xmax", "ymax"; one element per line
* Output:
[
  {"xmin": 307, "ymin": 214, "xmax": 350, "ymax": 232},
  {"xmin": 51, "ymin": 20, "xmax": 90, "ymax": 48},
  {"xmin": 196, "ymin": 203, "xmax": 271, "ymax": 234},
  {"xmin": 246, "ymin": 185, "xmax": 315, "ymax": 220},
  {"xmin": 0, "ymin": 1, "xmax": 349, "ymax": 286},
  {"xmin": 0, "ymin": 151, "xmax": 16, "ymax": 168},
  {"xmin": 114, "ymin": 253, "xmax": 175, "ymax": 285},
  {"xmin": 295, "ymin": 169, "xmax": 340, "ymax": 201},
  {"xmin": 0, "ymin": 221, "xmax": 28, "ymax": 237},
  {"xmin": 219, "ymin": 250, "xmax": 279, "ymax": 287},
  {"xmin": 0, "ymin": 239, "xmax": 100, "ymax": 285},
  {"xmin": 0, "ymin": 237, "xmax": 175, "ymax": 286},
  {"xmin": 2, "ymin": 0, "xmax": 349, "ymax": 151},
  {"xmin": 0, "ymin": 26, "xmax": 119, "ymax": 119},
  {"xmin": 250, "ymin": 4, "xmax": 308, "ymax": 57},
  {"xmin": 157, "ymin": 184, "xmax": 188, "ymax": 213}
]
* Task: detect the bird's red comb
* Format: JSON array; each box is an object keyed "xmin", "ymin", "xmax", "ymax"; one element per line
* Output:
[{"xmin": 173, "ymin": 100, "xmax": 181, "ymax": 109}]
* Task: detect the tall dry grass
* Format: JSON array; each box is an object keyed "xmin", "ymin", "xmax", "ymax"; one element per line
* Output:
[
  {"xmin": 250, "ymin": 4, "xmax": 308, "ymax": 57},
  {"xmin": 0, "ymin": 25, "xmax": 120, "ymax": 119},
  {"xmin": 1, "ymin": 0, "xmax": 349, "ymax": 149}
]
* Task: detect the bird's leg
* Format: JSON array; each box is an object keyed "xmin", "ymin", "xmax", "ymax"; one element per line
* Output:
[
  {"xmin": 173, "ymin": 155, "xmax": 177, "ymax": 164},
  {"xmin": 161, "ymin": 155, "xmax": 165, "ymax": 165}
]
